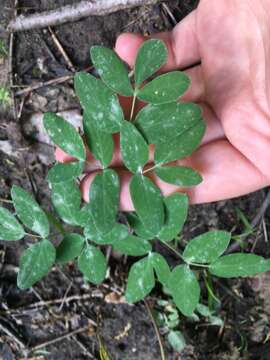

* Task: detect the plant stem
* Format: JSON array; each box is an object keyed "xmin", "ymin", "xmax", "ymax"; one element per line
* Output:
[
  {"xmin": 144, "ymin": 299, "xmax": 167, "ymax": 360},
  {"xmin": 142, "ymin": 163, "xmax": 161, "ymax": 175},
  {"xmin": 25, "ymin": 232, "xmax": 42, "ymax": 239},
  {"xmin": 160, "ymin": 240, "xmax": 209, "ymax": 268},
  {"xmin": 130, "ymin": 93, "xmax": 137, "ymax": 121},
  {"xmin": 160, "ymin": 240, "xmax": 184, "ymax": 261}
]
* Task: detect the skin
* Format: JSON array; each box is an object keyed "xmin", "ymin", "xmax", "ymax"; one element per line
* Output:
[{"xmin": 56, "ymin": 0, "xmax": 270, "ymax": 211}]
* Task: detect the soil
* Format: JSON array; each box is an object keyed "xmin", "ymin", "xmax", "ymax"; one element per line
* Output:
[{"xmin": 1, "ymin": 1, "xmax": 270, "ymax": 359}]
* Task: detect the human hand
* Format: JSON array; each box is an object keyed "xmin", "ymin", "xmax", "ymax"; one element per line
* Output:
[{"xmin": 57, "ymin": 0, "xmax": 270, "ymax": 210}]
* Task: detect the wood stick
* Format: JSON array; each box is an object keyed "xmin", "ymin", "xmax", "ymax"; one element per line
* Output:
[{"xmin": 8, "ymin": 0, "xmax": 159, "ymax": 32}]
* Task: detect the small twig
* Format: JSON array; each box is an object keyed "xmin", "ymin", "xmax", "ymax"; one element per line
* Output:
[
  {"xmin": 0, "ymin": 318, "xmax": 27, "ymax": 351},
  {"xmin": 144, "ymin": 300, "xmax": 166, "ymax": 360},
  {"xmin": 8, "ymin": 0, "xmax": 18, "ymax": 120},
  {"xmin": 161, "ymin": 3, "xmax": 177, "ymax": 25},
  {"xmin": 58, "ymin": 281, "xmax": 73, "ymax": 312},
  {"xmin": 48, "ymin": 27, "xmax": 76, "ymax": 72},
  {"xmin": 72, "ymin": 335, "xmax": 95, "ymax": 359},
  {"xmin": 29, "ymin": 326, "xmax": 93, "ymax": 353},
  {"xmin": 0, "ymin": 198, "xmax": 13, "ymax": 203},
  {"xmin": 4, "ymin": 293, "xmax": 96, "ymax": 313},
  {"xmin": 14, "ymin": 65, "xmax": 93, "ymax": 97},
  {"xmin": 228, "ymin": 189, "xmax": 270, "ymax": 253},
  {"xmin": 14, "ymin": 74, "xmax": 72, "ymax": 96},
  {"xmin": 8, "ymin": 0, "xmax": 159, "ymax": 32}
]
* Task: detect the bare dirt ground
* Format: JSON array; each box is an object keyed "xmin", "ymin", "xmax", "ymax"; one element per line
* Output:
[{"xmin": 1, "ymin": 1, "xmax": 270, "ymax": 359}]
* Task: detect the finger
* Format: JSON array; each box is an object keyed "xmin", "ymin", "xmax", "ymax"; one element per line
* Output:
[
  {"xmin": 81, "ymin": 168, "xmax": 133, "ymax": 211},
  {"xmin": 115, "ymin": 10, "xmax": 200, "ymax": 71},
  {"xmin": 182, "ymin": 66, "xmax": 205, "ymax": 102},
  {"xmin": 81, "ymin": 139, "xmax": 269, "ymax": 211}
]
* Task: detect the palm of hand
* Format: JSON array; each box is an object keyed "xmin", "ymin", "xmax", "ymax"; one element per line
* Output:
[{"xmin": 57, "ymin": 0, "xmax": 270, "ymax": 209}]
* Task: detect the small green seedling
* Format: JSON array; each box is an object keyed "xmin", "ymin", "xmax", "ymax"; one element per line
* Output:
[
  {"xmin": 1, "ymin": 40, "xmax": 270, "ymax": 322},
  {"xmin": 0, "ymin": 87, "xmax": 11, "ymax": 105},
  {"xmin": 0, "ymin": 39, "xmax": 8, "ymax": 59}
]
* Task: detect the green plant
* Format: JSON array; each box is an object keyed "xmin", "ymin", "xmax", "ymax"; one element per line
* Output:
[
  {"xmin": 0, "ymin": 87, "xmax": 11, "ymax": 105},
  {"xmin": 0, "ymin": 39, "xmax": 8, "ymax": 59},
  {"xmin": 1, "ymin": 40, "xmax": 270, "ymax": 320}
]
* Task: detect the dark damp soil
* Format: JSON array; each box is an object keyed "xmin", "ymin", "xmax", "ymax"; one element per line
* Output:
[{"xmin": 1, "ymin": 1, "xmax": 270, "ymax": 359}]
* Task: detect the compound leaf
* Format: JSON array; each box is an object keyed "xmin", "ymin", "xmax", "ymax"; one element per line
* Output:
[
  {"xmin": 135, "ymin": 102, "xmax": 202, "ymax": 144},
  {"xmin": 130, "ymin": 174, "xmax": 164, "ymax": 236},
  {"xmin": 209, "ymin": 253, "xmax": 270, "ymax": 278},
  {"xmin": 120, "ymin": 121, "xmax": 149, "ymax": 173},
  {"xmin": 154, "ymin": 120, "xmax": 206, "ymax": 164},
  {"xmin": 74, "ymin": 72, "xmax": 124, "ymax": 133},
  {"xmin": 11, "ymin": 185, "xmax": 49, "ymax": 238},
  {"xmin": 150, "ymin": 252, "xmax": 170, "ymax": 287},
  {"xmin": 0, "ymin": 207, "xmax": 25, "ymax": 241},
  {"xmin": 155, "ymin": 166, "xmax": 202, "ymax": 187},
  {"xmin": 51, "ymin": 180, "xmax": 81, "ymax": 226},
  {"xmin": 56, "ymin": 233, "xmax": 85, "ymax": 264},
  {"xmin": 89, "ymin": 169, "xmax": 119, "ymax": 234},
  {"xmin": 44, "ymin": 112, "xmax": 85, "ymax": 160},
  {"xmin": 138, "ymin": 72, "xmax": 190, "ymax": 104},
  {"xmin": 125, "ymin": 256, "xmax": 155, "ymax": 302},
  {"xmin": 17, "ymin": 239, "xmax": 56, "ymax": 289},
  {"xmin": 159, "ymin": 193, "xmax": 188, "ymax": 242},
  {"xmin": 113, "ymin": 234, "xmax": 151, "ymax": 256},
  {"xmin": 183, "ymin": 231, "xmax": 231, "ymax": 264},
  {"xmin": 90, "ymin": 46, "xmax": 133, "ymax": 96},
  {"xmin": 78, "ymin": 245, "xmax": 107, "ymax": 284},
  {"xmin": 47, "ymin": 161, "xmax": 84, "ymax": 184},
  {"xmin": 169, "ymin": 265, "xmax": 200, "ymax": 316},
  {"xmin": 134, "ymin": 39, "xmax": 167, "ymax": 87},
  {"xmin": 83, "ymin": 113, "xmax": 113, "ymax": 168}
]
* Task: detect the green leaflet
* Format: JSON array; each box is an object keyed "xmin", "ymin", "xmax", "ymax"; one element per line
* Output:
[
  {"xmin": 74, "ymin": 72, "xmax": 124, "ymax": 133},
  {"xmin": 51, "ymin": 180, "xmax": 81, "ymax": 226},
  {"xmin": 56, "ymin": 233, "xmax": 85, "ymax": 264},
  {"xmin": 149, "ymin": 252, "xmax": 170, "ymax": 287},
  {"xmin": 183, "ymin": 231, "xmax": 231, "ymax": 264},
  {"xmin": 47, "ymin": 161, "xmax": 84, "ymax": 184},
  {"xmin": 154, "ymin": 120, "xmax": 206, "ymax": 164},
  {"xmin": 167, "ymin": 331, "xmax": 186, "ymax": 353},
  {"xmin": 130, "ymin": 174, "xmax": 164, "ymax": 236},
  {"xmin": 84, "ymin": 222, "xmax": 129, "ymax": 245},
  {"xmin": 168, "ymin": 265, "xmax": 200, "ymax": 316},
  {"xmin": 17, "ymin": 240, "xmax": 56, "ymax": 289},
  {"xmin": 134, "ymin": 39, "xmax": 167, "ymax": 87},
  {"xmin": 125, "ymin": 256, "xmax": 155, "ymax": 303},
  {"xmin": 135, "ymin": 102, "xmax": 202, "ymax": 144},
  {"xmin": 196, "ymin": 303, "xmax": 212, "ymax": 317},
  {"xmin": 88, "ymin": 169, "xmax": 120, "ymax": 234},
  {"xmin": 209, "ymin": 253, "xmax": 270, "ymax": 278},
  {"xmin": 11, "ymin": 186, "xmax": 49, "ymax": 238},
  {"xmin": 78, "ymin": 245, "xmax": 107, "ymax": 284},
  {"xmin": 44, "ymin": 113, "xmax": 85, "ymax": 161},
  {"xmin": 90, "ymin": 46, "xmax": 133, "ymax": 96},
  {"xmin": 0, "ymin": 207, "xmax": 25, "ymax": 241},
  {"xmin": 126, "ymin": 213, "xmax": 153, "ymax": 240},
  {"xmin": 113, "ymin": 234, "xmax": 152, "ymax": 256},
  {"xmin": 155, "ymin": 166, "xmax": 202, "ymax": 187},
  {"xmin": 138, "ymin": 72, "xmax": 190, "ymax": 104},
  {"xmin": 83, "ymin": 113, "xmax": 113, "ymax": 168},
  {"xmin": 159, "ymin": 193, "xmax": 188, "ymax": 242},
  {"xmin": 120, "ymin": 121, "xmax": 149, "ymax": 173}
]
